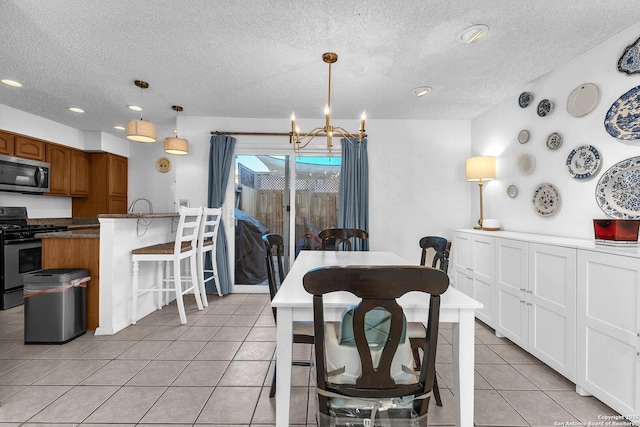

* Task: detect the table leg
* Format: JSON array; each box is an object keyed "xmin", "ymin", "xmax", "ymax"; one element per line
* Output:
[
  {"xmin": 275, "ymin": 307, "xmax": 293, "ymax": 427},
  {"xmin": 452, "ymin": 310, "xmax": 475, "ymax": 427}
]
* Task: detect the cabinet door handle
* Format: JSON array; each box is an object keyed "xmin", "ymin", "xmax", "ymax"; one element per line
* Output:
[
  {"xmin": 519, "ymin": 288, "xmax": 526, "ymax": 292},
  {"xmin": 526, "ymin": 302, "xmax": 532, "ymax": 306},
  {"xmin": 519, "ymin": 300, "xmax": 526, "ymax": 304},
  {"xmin": 526, "ymin": 290, "xmax": 533, "ymax": 294}
]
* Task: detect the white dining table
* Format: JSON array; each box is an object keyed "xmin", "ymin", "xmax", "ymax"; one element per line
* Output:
[{"xmin": 271, "ymin": 250, "xmax": 483, "ymax": 427}]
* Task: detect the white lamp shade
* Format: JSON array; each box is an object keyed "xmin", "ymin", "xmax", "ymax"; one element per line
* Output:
[
  {"xmin": 164, "ymin": 137, "xmax": 189, "ymax": 155},
  {"xmin": 466, "ymin": 156, "xmax": 496, "ymax": 181},
  {"xmin": 126, "ymin": 119, "xmax": 157, "ymax": 143}
]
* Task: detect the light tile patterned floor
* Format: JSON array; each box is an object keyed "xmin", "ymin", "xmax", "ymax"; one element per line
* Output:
[{"xmin": 0, "ymin": 293, "xmax": 622, "ymax": 426}]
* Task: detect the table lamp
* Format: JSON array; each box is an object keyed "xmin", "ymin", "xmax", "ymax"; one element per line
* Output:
[{"xmin": 466, "ymin": 156, "xmax": 496, "ymax": 229}]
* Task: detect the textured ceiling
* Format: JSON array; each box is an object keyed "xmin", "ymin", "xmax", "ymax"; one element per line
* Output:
[{"xmin": 1, "ymin": 0, "xmax": 639, "ymax": 141}]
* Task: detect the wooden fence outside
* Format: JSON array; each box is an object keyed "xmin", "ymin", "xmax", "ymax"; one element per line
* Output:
[{"xmin": 240, "ymin": 186, "xmax": 338, "ymax": 241}]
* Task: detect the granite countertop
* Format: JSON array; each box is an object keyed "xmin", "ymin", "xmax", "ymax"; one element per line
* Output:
[
  {"xmin": 98, "ymin": 213, "xmax": 179, "ymax": 219},
  {"xmin": 36, "ymin": 228, "xmax": 100, "ymax": 239}
]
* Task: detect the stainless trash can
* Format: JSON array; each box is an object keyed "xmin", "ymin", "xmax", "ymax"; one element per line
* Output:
[{"xmin": 23, "ymin": 269, "xmax": 90, "ymax": 344}]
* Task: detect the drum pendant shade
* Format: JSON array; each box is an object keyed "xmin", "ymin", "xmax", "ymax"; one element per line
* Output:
[{"xmin": 126, "ymin": 119, "xmax": 157, "ymax": 143}]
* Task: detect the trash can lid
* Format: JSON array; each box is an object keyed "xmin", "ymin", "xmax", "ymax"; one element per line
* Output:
[{"xmin": 22, "ymin": 269, "xmax": 89, "ymax": 284}]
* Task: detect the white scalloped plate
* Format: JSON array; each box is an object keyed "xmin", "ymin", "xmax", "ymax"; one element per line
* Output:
[{"xmin": 519, "ymin": 154, "xmax": 536, "ymax": 175}]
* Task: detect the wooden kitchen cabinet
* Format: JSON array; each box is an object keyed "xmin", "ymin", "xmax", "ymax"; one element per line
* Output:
[
  {"xmin": 70, "ymin": 149, "xmax": 89, "ymax": 196},
  {"xmin": 46, "ymin": 144, "xmax": 71, "ymax": 195},
  {"xmin": 0, "ymin": 130, "xmax": 15, "ymax": 155},
  {"xmin": 42, "ymin": 237, "xmax": 100, "ymax": 330},
  {"xmin": 15, "ymin": 135, "xmax": 46, "ymax": 161},
  {"xmin": 72, "ymin": 152, "xmax": 128, "ymax": 216}
]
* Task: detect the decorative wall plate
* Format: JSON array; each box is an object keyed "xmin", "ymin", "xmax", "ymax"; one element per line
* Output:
[
  {"xmin": 546, "ymin": 132, "xmax": 563, "ymax": 150},
  {"xmin": 604, "ymin": 85, "xmax": 640, "ymax": 140},
  {"xmin": 618, "ymin": 36, "xmax": 640, "ymax": 75},
  {"xmin": 519, "ymin": 153, "xmax": 536, "ymax": 175},
  {"xmin": 156, "ymin": 157, "xmax": 171, "ymax": 173},
  {"xmin": 537, "ymin": 99, "xmax": 553, "ymax": 117},
  {"xmin": 567, "ymin": 83, "xmax": 599, "ymax": 117},
  {"xmin": 519, "ymin": 92, "xmax": 533, "ymax": 108},
  {"xmin": 566, "ymin": 145, "xmax": 601, "ymax": 179},
  {"xmin": 518, "ymin": 129, "xmax": 530, "ymax": 144},
  {"xmin": 532, "ymin": 183, "xmax": 560, "ymax": 216},
  {"xmin": 507, "ymin": 185, "xmax": 518, "ymax": 198},
  {"xmin": 595, "ymin": 156, "xmax": 640, "ymax": 219}
]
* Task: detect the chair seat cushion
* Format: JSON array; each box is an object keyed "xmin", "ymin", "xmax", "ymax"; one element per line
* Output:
[
  {"xmin": 405, "ymin": 322, "xmax": 426, "ymax": 339},
  {"xmin": 293, "ymin": 322, "xmax": 315, "ymax": 336},
  {"xmin": 132, "ymin": 241, "xmax": 192, "ymax": 255}
]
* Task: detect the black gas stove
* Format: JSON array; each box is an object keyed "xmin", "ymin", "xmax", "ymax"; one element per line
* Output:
[
  {"xmin": 0, "ymin": 207, "xmax": 68, "ymax": 309},
  {"xmin": 1, "ymin": 223, "xmax": 68, "ymax": 242}
]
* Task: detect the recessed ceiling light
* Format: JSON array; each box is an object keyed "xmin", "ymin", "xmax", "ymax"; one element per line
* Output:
[
  {"xmin": 1, "ymin": 79, "xmax": 22, "ymax": 87},
  {"xmin": 127, "ymin": 105, "xmax": 142, "ymax": 112},
  {"xmin": 413, "ymin": 86, "xmax": 432, "ymax": 97},
  {"xmin": 457, "ymin": 24, "xmax": 489, "ymax": 44},
  {"xmin": 68, "ymin": 107, "xmax": 84, "ymax": 113},
  {"xmin": 114, "ymin": 125, "xmax": 125, "ymax": 130}
]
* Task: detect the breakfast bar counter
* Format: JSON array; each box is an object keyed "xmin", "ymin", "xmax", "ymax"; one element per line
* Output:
[{"xmin": 96, "ymin": 213, "xmax": 179, "ymax": 335}]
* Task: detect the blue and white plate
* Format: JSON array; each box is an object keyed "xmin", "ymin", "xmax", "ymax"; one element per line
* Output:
[
  {"xmin": 532, "ymin": 183, "xmax": 560, "ymax": 216},
  {"xmin": 519, "ymin": 92, "xmax": 533, "ymax": 108},
  {"xmin": 566, "ymin": 145, "xmax": 601, "ymax": 179},
  {"xmin": 604, "ymin": 85, "xmax": 640, "ymax": 140},
  {"xmin": 595, "ymin": 156, "xmax": 640, "ymax": 219},
  {"xmin": 537, "ymin": 99, "xmax": 553, "ymax": 117}
]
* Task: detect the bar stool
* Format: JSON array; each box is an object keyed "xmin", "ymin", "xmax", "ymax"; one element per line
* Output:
[
  {"xmin": 131, "ymin": 206, "xmax": 204, "ymax": 324},
  {"xmin": 196, "ymin": 207, "xmax": 223, "ymax": 304}
]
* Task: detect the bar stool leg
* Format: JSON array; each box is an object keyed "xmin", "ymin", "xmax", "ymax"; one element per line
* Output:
[
  {"xmin": 191, "ymin": 252, "xmax": 204, "ymax": 310},
  {"xmin": 173, "ymin": 258, "xmax": 187, "ymax": 324},
  {"xmin": 211, "ymin": 252, "xmax": 223, "ymax": 297},
  {"xmin": 131, "ymin": 260, "xmax": 139, "ymax": 324},
  {"xmin": 156, "ymin": 261, "xmax": 164, "ymax": 310},
  {"xmin": 197, "ymin": 250, "xmax": 208, "ymax": 307}
]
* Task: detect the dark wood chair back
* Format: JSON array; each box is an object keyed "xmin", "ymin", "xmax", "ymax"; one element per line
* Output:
[
  {"xmin": 263, "ymin": 233, "xmax": 285, "ymax": 319},
  {"xmin": 319, "ymin": 228, "xmax": 369, "ymax": 251},
  {"xmin": 263, "ymin": 232, "xmax": 313, "ymax": 398},
  {"xmin": 419, "ymin": 236, "xmax": 451, "ymax": 273},
  {"xmin": 303, "ymin": 265, "xmax": 449, "ymax": 420}
]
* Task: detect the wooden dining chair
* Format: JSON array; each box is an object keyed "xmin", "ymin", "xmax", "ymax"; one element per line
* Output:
[
  {"xmin": 319, "ymin": 228, "xmax": 369, "ymax": 251},
  {"xmin": 407, "ymin": 236, "xmax": 452, "ymax": 407},
  {"xmin": 303, "ymin": 265, "xmax": 449, "ymax": 425},
  {"xmin": 262, "ymin": 233, "xmax": 314, "ymax": 398}
]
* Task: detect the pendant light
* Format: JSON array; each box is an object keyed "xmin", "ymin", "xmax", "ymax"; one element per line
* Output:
[
  {"xmin": 164, "ymin": 105, "xmax": 189, "ymax": 155},
  {"xmin": 126, "ymin": 80, "xmax": 157, "ymax": 143}
]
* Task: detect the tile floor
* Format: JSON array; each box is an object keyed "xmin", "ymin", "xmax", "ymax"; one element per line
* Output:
[{"xmin": 0, "ymin": 293, "xmax": 622, "ymax": 426}]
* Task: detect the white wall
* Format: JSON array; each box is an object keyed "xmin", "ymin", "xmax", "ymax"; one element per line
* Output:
[
  {"xmin": 471, "ymin": 23, "xmax": 640, "ymax": 240},
  {"xmin": 127, "ymin": 116, "xmax": 471, "ymax": 264}
]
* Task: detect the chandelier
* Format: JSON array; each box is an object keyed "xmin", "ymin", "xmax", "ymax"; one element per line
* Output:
[{"xmin": 290, "ymin": 52, "xmax": 366, "ymax": 154}]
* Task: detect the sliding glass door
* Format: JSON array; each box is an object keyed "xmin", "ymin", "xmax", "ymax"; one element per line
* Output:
[{"xmin": 233, "ymin": 154, "xmax": 340, "ymax": 290}]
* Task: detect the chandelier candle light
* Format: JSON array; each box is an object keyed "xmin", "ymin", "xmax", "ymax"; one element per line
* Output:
[
  {"xmin": 465, "ymin": 156, "xmax": 497, "ymax": 229},
  {"xmin": 164, "ymin": 105, "xmax": 188, "ymax": 155},
  {"xmin": 126, "ymin": 80, "xmax": 156, "ymax": 143},
  {"xmin": 290, "ymin": 52, "xmax": 366, "ymax": 154}
]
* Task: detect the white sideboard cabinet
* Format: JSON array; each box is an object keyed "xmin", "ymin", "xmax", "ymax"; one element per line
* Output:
[
  {"xmin": 454, "ymin": 228, "xmax": 640, "ymax": 421},
  {"xmin": 452, "ymin": 232, "xmax": 495, "ymax": 325},
  {"xmin": 577, "ymin": 250, "xmax": 640, "ymax": 417}
]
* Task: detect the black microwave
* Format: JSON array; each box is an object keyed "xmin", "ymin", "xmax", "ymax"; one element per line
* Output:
[{"xmin": 0, "ymin": 154, "xmax": 50, "ymax": 194}]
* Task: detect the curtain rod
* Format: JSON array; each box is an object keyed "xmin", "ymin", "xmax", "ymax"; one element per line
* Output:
[{"xmin": 210, "ymin": 131, "xmax": 366, "ymax": 138}]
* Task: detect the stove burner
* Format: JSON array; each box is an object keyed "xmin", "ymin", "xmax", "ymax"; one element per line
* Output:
[{"xmin": 0, "ymin": 224, "xmax": 20, "ymax": 231}]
